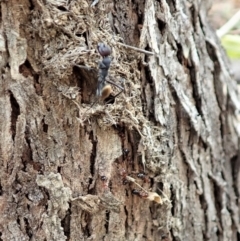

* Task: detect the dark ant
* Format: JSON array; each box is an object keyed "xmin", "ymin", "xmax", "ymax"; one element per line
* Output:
[
  {"xmin": 137, "ymin": 172, "xmax": 149, "ymax": 183},
  {"xmin": 120, "ymin": 148, "xmax": 131, "ymax": 162},
  {"xmin": 96, "ymin": 43, "xmax": 124, "ymax": 101},
  {"xmin": 132, "ymin": 189, "xmax": 140, "ymax": 196},
  {"xmin": 137, "ymin": 173, "xmax": 145, "ymax": 179},
  {"xmin": 122, "ymin": 179, "xmax": 129, "ymax": 185},
  {"xmin": 82, "ymin": 43, "xmax": 125, "ymax": 113},
  {"xmin": 100, "ymin": 175, "xmax": 108, "ymax": 189},
  {"xmin": 123, "ymin": 148, "xmax": 130, "ymax": 159},
  {"xmin": 123, "ymin": 148, "xmax": 129, "ymax": 155},
  {"xmin": 100, "ymin": 176, "xmax": 108, "ymax": 181},
  {"xmin": 132, "ymin": 189, "xmax": 148, "ymax": 198}
]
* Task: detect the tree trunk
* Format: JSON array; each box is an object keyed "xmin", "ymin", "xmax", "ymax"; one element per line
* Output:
[{"xmin": 0, "ymin": 0, "xmax": 239, "ymax": 240}]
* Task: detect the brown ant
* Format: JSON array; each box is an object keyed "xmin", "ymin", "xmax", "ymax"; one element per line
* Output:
[
  {"xmin": 119, "ymin": 168, "xmax": 129, "ymax": 185},
  {"xmin": 132, "ymin": 189, "xmax": 148, "ymax": 198},
  {"xmin": 119, "ymin": 168, "xmax": 127, "ymax": 178}
]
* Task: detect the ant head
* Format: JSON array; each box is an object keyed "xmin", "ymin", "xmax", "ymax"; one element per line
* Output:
[
  {"xmin": 100, "ymin": 176, "xmax": 108, "ymax": 181},
  {"xmin": 97, "ymin": 43, "xmax": 111, "ymax": 57}
]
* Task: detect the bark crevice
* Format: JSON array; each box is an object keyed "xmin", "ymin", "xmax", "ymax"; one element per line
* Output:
[{"xmin": 9, "ymin": 91, "xmax": 20, "ymax": 141}]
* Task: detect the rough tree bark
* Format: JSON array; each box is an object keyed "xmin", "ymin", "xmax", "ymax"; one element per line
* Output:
[{"xmin": 0, "ymin": 0, "xmax": 239, "ymax": 241}]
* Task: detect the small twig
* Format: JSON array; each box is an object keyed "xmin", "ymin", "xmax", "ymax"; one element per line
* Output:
[
  {"xmin": 63, "ymin": 49, "xmax": 92, "ymax": 58},
  {"xmin": 126, "ymin": 176, "xmax": 148, "ymax": 193},
  {"xmin": 125, "ymin": 109, "xmax": 139, "ymax": 124},
  {"xmin": 91, "ymin": 0, "xmax": 100, "ymax": 7},
  {"xmin": 157, "ymin": 188, "xmax": 171, "ymax": 203},
  {"xmin": 72, "ymin": 100, "xmax": 82, "ymax": 117},
  {"xmin": 106, "ymin": 80, "xmax": 124, "ymax": 91},
  {"xmin": 72, "ymin": 64, "xmax": 93, "ymax": 71},
  {"xmin": 117, "ymin": 42, "xmax": 154, "ymax": 55},
  {"xmin": 104, "ymin": 90, "xmax": 124, "ymax": 105},
  {"xmin": 105, "ymin": 110, "xmax": 117, "ymax": 125},
  {"xmin": 81, "ymin": 98, "xmax": 99, "ymax": 117},
  {"xmin": 217, "ymin": 9, "xmax": 240, "ymax": 38}
]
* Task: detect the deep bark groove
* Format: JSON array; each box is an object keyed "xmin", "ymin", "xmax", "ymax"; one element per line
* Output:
[{"xmin": 9, "ymin": 91, "xmax": 20, "ymax": 141}]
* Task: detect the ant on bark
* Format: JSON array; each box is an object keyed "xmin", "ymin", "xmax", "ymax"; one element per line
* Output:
[
  {"xmin": 132, "ymin": 189, "xmax": 149, "ymax": 198},
  {"xmin": 96, "ymin": 43, "xmax": 124, "ymax": 103},
  {"xmin": 137, "ymin": 172, "xmax": 149, "ymax": 183},
  {"xmin": 118, "ymin": 166, "xmax": 151, "ymax": 198},
  {"xmin": 78, "ymin": 43, "xmax": 125, "ymax": 116},
  {"xmin": 100, "ymin": 175, "xmax": 109, "ymax": 190}
]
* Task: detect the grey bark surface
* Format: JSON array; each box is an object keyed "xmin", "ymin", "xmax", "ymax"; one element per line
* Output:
[{"xmin": 0, "ymin": 0, "xmax": 239, "ymax": 241}]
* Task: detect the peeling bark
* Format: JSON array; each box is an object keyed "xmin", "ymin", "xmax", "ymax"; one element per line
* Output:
[{"xmin": 0, "ymin": 0, "xmax": 239, "ymax": 241}]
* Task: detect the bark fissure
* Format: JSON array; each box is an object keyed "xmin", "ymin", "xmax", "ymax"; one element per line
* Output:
[
  {"xmin": 23, "ymin": 217, "xmax": 33, "ymax": 239},
  {"xmin": 104, "ymin": 210, "xmax": 110, "ymax": 233},
  {"xmin": 230, "ymin": 155, "xmax": 239, "ymax": 199},
  {"xmin": 74, "ymin": 67, "xmax": 97, "ymax": 104},
  {"xmin": 42, "ymin": 118, "xmax": 48, "ymax": 133},
  {"xmin": 141, "ymin": 64, "xmax": 155, "ymax": 121},
  {"xmin": 89, "ymin": 130, "xmax": 97, "ymax": 192},
  {"xmin": 22, "ymin": 132, "xmax": 33, "ymax": 172},
  {"xmin": 9, "ymin": 91, "xmax": 20, "ymax": 141},
  {"xmin": 188, "ymin": 65, "xmax": 204, "ymax": 119},
  {"xmin": 61, "ymin": 207, "xmax": 71, "ymax": 240}
]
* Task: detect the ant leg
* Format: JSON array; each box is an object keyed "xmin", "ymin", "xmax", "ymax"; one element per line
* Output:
[
  {"xmin": 106, "ymin": 79, "xmax": 124, "ymax": 92},
  {"xmin": 104, "ymin": 79, "xmax": 125, "ymax": 104}
]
